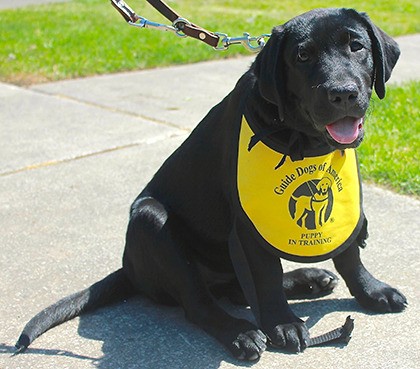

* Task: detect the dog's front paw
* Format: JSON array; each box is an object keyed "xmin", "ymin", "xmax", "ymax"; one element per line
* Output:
[
  {"xmin": 283, "ymin": 268, "xmax": 338, "ymax": 298},
  {"xmin": 229, "ymin": 329, "xmax": 267, "ymax": 361},
  {"xmin": 354, "ymin": 280, "xmax": 407, "ymax": 313},
  {"xmin": 266, "ymin": 322, "xmax": 309, "ymax": 353}
]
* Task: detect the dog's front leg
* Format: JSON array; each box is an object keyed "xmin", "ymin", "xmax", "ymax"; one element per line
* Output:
[
  {"xmin": 333, "ymin": 241, "xmax": 407, "ymax": 312},
  {"xmin": 230, "ymin": 219, "xmax": 309, "ymax": 352}
]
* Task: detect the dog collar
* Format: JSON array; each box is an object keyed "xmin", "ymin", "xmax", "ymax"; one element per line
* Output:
[{"xmin": 236, "ymin": 116, "xmax": 363, "ymax": 262}]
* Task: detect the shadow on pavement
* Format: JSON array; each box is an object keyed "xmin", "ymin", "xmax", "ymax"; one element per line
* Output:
[{"xmin": 5, "ymin": 295, "xmax": 365, "ymax": 368}]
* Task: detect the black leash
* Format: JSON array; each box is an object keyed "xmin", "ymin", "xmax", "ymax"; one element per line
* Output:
[{"xmin": 308, "ymin": 316, "xmax": 354, "ymax": 347}]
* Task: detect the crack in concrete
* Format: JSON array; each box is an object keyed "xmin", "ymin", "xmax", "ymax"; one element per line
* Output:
[
  {"xmin": 29, "ymin": 87, "xmax": 191, "ymax": 132},
  {"xmin": 0, "ymin": 133, "xmax": 186, "ymax": 177}
]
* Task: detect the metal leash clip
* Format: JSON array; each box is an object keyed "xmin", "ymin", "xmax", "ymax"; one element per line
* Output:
[{"xmin": 214, "ymin": 32, "xmax": 271, "ymax": 52}]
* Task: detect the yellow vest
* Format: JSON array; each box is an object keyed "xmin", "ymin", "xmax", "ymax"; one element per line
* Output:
[{"xmin": 236, "ymin": 117, "xmax": 363, "ymax": 262}]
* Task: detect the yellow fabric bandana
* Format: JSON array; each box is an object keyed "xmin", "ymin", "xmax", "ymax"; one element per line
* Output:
[{"xmin": 237, "ymin": 117, "xmax": 362, "ymax": 262}]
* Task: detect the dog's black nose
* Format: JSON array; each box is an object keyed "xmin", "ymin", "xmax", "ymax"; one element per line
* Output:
[{"xmin": 328, "ymin": 84, "xmax": 359, "ymax": 107}]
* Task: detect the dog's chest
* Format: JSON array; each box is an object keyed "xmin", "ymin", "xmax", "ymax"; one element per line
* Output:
[{"xmin": 235, "ymin": 117, "xmax": 364, "ymax": 262}]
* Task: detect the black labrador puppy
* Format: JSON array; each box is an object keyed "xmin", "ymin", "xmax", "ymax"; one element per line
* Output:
[{"xmin": 16, "ymin": 8, "xmax": 407, "ymax": 361}]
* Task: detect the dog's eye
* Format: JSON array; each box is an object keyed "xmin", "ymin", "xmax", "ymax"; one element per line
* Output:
[
  {"xmin": 350, "ymin": 40, "xmax": 364, "ymax": 52},
  {"xmin": 297, "ymin": 47, "xmax": 310, "ymax": 62}
]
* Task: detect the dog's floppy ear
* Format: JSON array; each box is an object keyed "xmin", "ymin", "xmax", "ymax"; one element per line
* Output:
[
  {"xmin": 357, "ymin": 12, "xmax": 400, "ymax": 99},
  {"xmin": 253, "ymin": 26, "xmax": 286, "ymax": 121}
]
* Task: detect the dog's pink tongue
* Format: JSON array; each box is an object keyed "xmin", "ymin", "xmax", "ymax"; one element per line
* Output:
[{"xmin": 326, "ymin": 117, "xmax": 364, "ymax": 144}]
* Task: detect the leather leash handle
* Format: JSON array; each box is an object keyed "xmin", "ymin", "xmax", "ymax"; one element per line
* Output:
[
  {"xmin": 146, "ymin": 0, "xmax": 180, "ymax": 22},
  {"xmin": 146, "ymin": 0, "xmax": 220, "ymax": 47}
]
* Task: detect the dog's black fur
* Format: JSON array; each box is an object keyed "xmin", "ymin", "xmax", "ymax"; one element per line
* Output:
[{"xmin": 16, "ymin": 8, "xmax": 407, "ymax": 361}]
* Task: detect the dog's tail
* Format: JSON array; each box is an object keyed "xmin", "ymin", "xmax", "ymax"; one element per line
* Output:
[{"xmin": 14, "ymin": 268, "xmax": 134, "ymax": 354}]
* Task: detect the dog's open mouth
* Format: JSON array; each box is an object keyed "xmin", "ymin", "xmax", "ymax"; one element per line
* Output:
[{"xmin": 326, "ymin": 117, "xmax": 364, "ymax": 144}]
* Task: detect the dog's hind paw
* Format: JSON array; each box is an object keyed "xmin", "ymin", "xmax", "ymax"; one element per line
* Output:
[
  {"xmin": 230, "ymin": 329, "xmax": 267, "ymax": 361},
  {"xmin": 283, "ymin": 268, "xmax": 339, "ymax": 299},
  {"xmin": 354, "ymin": 281, "xmax": 408, "ymax": 313}
]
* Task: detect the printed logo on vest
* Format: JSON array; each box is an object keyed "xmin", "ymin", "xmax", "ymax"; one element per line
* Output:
[
  {"xmin": 288, "ymin": 178, "xmax": 334, "ymax": 230},
  {"xmin": 237, "ymin": 117, "xmax": 361, "ymax": 260}
]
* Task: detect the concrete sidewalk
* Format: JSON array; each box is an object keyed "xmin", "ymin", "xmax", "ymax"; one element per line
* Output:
[
  {"xmin": 1, "ymin": 24, "xmax": 420, "ymax": 369},
  {"xmin": 0, "ymin": 0, "xmax": 69, "ymax": 9}
]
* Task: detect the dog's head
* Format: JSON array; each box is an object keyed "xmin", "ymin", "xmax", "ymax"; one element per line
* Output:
[
  {"xmin": 253, "ymin": 8, "xmax": 400, "ymax": 150},
  {"xmin": 317, "ymin": 178, "xmax": 332, "ymax": 195}
]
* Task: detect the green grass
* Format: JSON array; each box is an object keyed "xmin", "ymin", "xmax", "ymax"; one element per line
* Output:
[
  {"xmin": 0, "ymin": 0, "xmax": 419, "ymax": 84},
  {"xmin": 359, "ymin": 82, "xmax": 420, "ymax": 197},
  {"xmin": 0, "ymin": 0, "xmax": 418, "ymax": 196}
]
